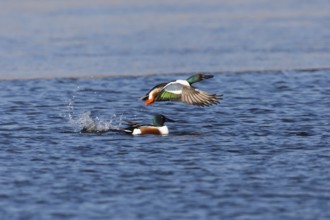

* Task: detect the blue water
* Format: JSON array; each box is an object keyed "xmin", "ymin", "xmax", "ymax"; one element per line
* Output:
[
  {"xmin": 1, "ymin": 0, "xmax": 330, "ymax": 219},
  {"xmin": 1, "ymin": 70, "xmax": 330, "ymax": 219}
]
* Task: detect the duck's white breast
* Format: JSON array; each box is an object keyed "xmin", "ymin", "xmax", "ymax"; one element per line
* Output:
[
  {"xmin": 175, "ymin": 79, "xmax": 190, "ymax": 86},
  {"xmin": 132, "ymin": 128, "xmax": 142, "ymax": 135},
  {"xmin": 158, "ymin": 126, "xmax": 169, "ymax": 135}
]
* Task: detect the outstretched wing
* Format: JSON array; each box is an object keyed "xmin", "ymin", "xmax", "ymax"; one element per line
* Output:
[
  {"xmin": 181, "ymin": 87, "xmax": 221, "ymax": 106},
  {"xmin": 140, "ymin": 82, "xmax": 168, "ymax": 101},
  {"xmin": 155, "ymin": 82, "xmax": 222, "ymax": 106},
  {"xmin": 154, "ymin": 82, "xmax": 184, "ymax": 102}
]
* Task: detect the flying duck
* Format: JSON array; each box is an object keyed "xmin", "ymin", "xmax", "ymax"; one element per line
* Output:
[{"xmin": 141, "ymin": 73, "xmax": 222, "ymax": 106}]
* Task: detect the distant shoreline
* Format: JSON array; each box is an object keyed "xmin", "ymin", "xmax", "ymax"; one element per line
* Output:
[
  {"xmin": 1, "ymin": 67, "xmax": 329, "ymax": 81},
  {"xmin": 2, "ymin": 0, "xmax": 329, "ymax": 81}
]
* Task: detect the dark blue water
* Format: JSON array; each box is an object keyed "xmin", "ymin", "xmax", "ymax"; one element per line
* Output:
[
  {"xmin": 1, "ymin": 0, "xmax": 330, "ymax": 219},
  {"xmin": 1, "ymin": 70, "xmax": 330, "ymax": 219}
]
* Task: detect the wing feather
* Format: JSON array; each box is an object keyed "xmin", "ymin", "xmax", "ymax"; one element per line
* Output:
[
  {"xmin": 155, "ymin": 82, "xmax": 222, "ymax": 106},
  {"xmin": 155, "ymin": 82, "xmax": 183, "ymax": 101},
  {"xmin": 181, "ymin": 86, "xmax": 222, "ymax": 106}
]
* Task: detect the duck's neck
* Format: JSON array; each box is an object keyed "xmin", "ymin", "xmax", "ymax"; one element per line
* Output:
[{"xmin": 186, "ymin": 74, "xmax": 202, "ymax": 84}]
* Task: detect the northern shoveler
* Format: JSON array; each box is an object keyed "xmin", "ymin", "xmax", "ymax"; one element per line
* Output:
[
  {"xmin": 124, "ymin": 114, "xmax": 175, "ymax": 135},
  {"xmin": 141, "ymin": 73, "xmax": 222, "ymax": 106}
]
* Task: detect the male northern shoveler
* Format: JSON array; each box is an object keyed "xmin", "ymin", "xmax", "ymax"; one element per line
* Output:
[
  {"xmin": 124, "ymin": 114, "xmax": 175, "ymax": 135},
  {"xmin": 141, "ymin": 73, "xmax": 222, "ymax": 106}
]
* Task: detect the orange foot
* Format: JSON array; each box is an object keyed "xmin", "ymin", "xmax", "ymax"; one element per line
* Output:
[{"xmin": 145, "ymin": 99, "xmax": 154, "ymax": 106}]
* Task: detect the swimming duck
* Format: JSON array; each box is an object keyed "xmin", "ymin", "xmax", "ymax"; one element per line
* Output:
[
  {"xmin": 124, "ymin": 114, "xmax": 175, "ymax": 135},
  {"xmin": 141, "ymin": 73, "xmax": 222, "ymax": 106}
]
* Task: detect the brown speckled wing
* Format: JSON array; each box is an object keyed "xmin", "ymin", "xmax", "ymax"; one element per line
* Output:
[{"xmin": 181, "ymin": 86, "xmax": 222, "ymax": 106}]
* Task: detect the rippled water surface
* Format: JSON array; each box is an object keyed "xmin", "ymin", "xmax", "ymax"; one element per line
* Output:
[{"xmin": 1, "ymin": 70, "xmax": 330, "ymax": 219}]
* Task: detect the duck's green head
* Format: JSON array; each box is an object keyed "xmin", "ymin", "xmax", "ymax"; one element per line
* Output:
[
  {"xmin": 152, "ymin": 114, "xmax": 175, "ymax": 127},
  {"xmin": 186, "ymin": 73, "xmax": 214, "ymax": 84}
]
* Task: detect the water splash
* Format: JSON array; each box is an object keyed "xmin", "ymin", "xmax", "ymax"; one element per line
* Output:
[
  {"xmin": 64, "ymin": 88, "xmax": 125, "ymax": 133},
  {"xmin": 69, "ymin": 111, "xmax": 125, "ymax": 133}
]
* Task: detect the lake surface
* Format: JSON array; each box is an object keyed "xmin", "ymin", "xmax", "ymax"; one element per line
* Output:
[
  {"xmin": 1, "ymin": 0, "xmax": 330, "ymax": 219},
  {"xmin": 1, "ymin": 0, "xmax": 330, "ymax": 79},
  {"xmin": 1, "ymin": 70, "xmax": 330, "ymax": 219}
]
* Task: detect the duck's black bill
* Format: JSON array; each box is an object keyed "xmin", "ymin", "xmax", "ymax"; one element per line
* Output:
[
  {"xmin": 202, "ymin": 74, "xmax": 214, "ymax": 79},
  {"xmin": 165, "ymin": 117, "xmax": 175, "ymax": 122}
]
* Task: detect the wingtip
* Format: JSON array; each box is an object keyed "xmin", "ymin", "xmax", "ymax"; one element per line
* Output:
[{"xmin": 199, "ymin": 93, "xmax": 223, "ymax": 107}]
